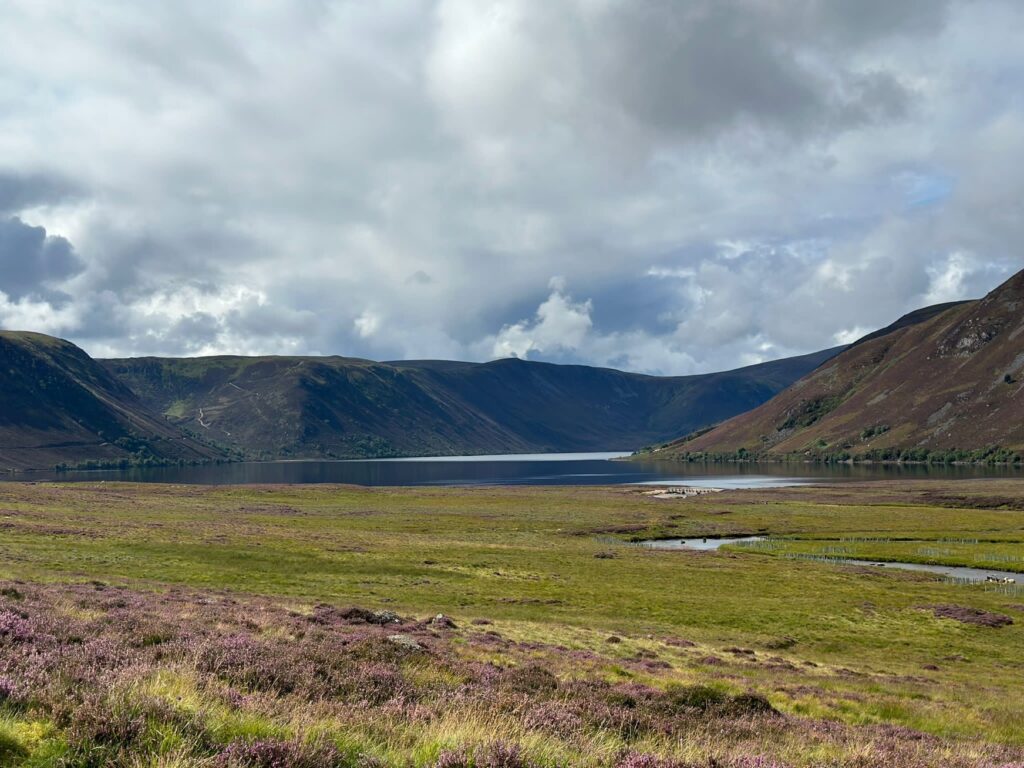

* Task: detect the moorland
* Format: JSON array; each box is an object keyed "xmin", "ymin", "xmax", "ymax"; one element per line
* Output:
[{"xmin": 0, "ymin": 479, "xmax": 1022, "ymax": 767}]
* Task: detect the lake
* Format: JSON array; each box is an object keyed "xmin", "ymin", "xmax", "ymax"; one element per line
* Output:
[{"xmin": 6, "ymin": 452, "xmax": 1023, "ymax": 486}]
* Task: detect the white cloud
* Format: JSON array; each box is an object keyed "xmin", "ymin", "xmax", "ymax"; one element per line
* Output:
[
  {"xmin": 925, "ymin": 252, "xmax": 975, "ymax": 304},
  {"xmin": 0, "ymin": 0, "xmax": 1020, "ymax": 374},
  {"xmin": 834, "ymin": 327, "xmax": 871, "ymax": 345},
  {"xmin": 354, "ymin": 311, "xmax": 381, "ymax": 339},
  {"xmin": 491, "ymin": 282, "xmax": 593, "ymax": 359}
]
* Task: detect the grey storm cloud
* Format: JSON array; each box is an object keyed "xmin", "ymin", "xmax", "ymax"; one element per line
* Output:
[
  {"xmin": 0, "ymin": 173, "xmax": 78, "ymax": 215},
  {"xmin": 0, "ymin": 217, "xmax": 84, "ymax": 302},
  {"xmin": 0, "ymin": 0, "xmax": 1020, "ymax": 371}
]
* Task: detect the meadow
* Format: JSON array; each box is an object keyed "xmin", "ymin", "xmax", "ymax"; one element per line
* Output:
[{"xmin": 0, "ymin": 479, "xmax": 1022, "ymax": 767}]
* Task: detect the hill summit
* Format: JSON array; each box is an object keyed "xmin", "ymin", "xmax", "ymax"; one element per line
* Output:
[
  {"xmin": 102, "ymin": 348, "xmax": 840, "ymax": 461},
  {"xmin": 0, "ymin": 329, "xmax": 841, "ymax": 470},
  {"xmin": 661, "ymin": 268, "xmax": 1024, "ymax": 462}
]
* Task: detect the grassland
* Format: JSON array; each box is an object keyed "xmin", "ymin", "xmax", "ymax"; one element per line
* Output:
[{"xmin": 0, "ymin": 479, "xmax": 1022, "ymax": 766}]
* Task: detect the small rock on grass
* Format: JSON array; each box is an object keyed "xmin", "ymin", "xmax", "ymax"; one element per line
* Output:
[{"xmin": 388, "ymin": 634, "xmax": 423, "ymax": 651}]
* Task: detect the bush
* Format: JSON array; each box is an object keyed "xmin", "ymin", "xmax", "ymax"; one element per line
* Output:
[
  {"xmin": 500, "ymin": 664, "xmax": 558, "ymax": 694},
  {"xmin": 723, "ymin": 693, "xmax": 778, "ymax": 717},
  {"xmin": 433, "ymin": 742, "xmax": 538, "ymax": 768},
  {"xmin": 615, "ymin": 754, "xmax": 696, "ymax": 768},
  {"xmin": 664, "ymin": 684, "xmax": 727, "ymax": 711},
  {"xmin": 215, "ymin": 737, "xmax": 349, "ymax": 768}
]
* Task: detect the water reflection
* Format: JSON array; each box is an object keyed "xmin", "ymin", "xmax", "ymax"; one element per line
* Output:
[{"xmin": 5, "ymin": 454, "xmax": 1022, "ymax": 487}]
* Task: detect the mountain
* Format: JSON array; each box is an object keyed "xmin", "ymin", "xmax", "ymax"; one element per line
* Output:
[
  {"xmin": 660, "ymin": 269, "xmax": 1024, "ymax": 462},
  {"xmin": 0, "ymin": 332, "xmax": 221, "ymax": 471},
  {"xmin": 100, "ymin": 347, "xmax": 842, "ymax": 460}
]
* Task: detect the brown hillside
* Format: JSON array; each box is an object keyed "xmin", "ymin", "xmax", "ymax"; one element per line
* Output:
[{"xmin": 662, "ymin": 268, "xmax": 1024, "ymax": 460}]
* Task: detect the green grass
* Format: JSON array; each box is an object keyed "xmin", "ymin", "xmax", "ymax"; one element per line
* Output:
[
  {"xmin": 163, "ymin": 399, "xmax": 190, "ymax": 419},
  {"xmin": 0, "ymin": 479, "xmax": 1022, "ymax": 762}
]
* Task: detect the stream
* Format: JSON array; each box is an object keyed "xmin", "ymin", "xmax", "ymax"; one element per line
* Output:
[{"xmin": 640, "ymin": 537, "xmax": 1021, "ymax": 584}]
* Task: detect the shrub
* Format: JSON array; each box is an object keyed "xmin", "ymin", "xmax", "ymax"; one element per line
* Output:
[
  {"xmin": 500, "ymin": 664, "xmax": 558, "ymax": 694},
  {"xmin": 215, "ymin": 737, "xmax": 348, "ymax": 768},
  {"xmin": 67, "ymin": 696, "xmax": 148, "ymax": 748},
  {"xmin": 664, "ymin": 684, "xmax": 727, "ymax": 711},
  {"xmin": 614, "ymin": 753, "xmax": 696, "ymax": 768},
  {"xmin": 723, "ymin": 693, "xmax": 778, "ymax": 717},
  {"xmin": 0, "ymin": 677, "xmax": 19, "ymax": 705},
  {"xmin": 0, "ymin": 610, "xmax": 33, "ymax": 643},
  {"xmin": 432, "ymin": 741, "xmax": 538, "ymax": 768}
]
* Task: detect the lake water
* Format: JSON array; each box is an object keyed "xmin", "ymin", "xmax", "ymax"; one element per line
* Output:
[{"xmin": 6, "ymin": 452, "xmax": 1023, "ymax": 486}]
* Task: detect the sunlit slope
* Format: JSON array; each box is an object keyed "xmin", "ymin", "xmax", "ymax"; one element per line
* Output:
[{"xmin": 664, "ymin": 269, "xmax": 1024, "ymax": 461}]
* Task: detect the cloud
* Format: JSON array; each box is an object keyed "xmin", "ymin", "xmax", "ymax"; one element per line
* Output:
[
  {"xmin": 0, "ymin": 0, "xmax": 1019, "ymax": 374},
  {"xmin": 0, "ymin": 173, "xmax": 78, "ymax": 215},
  {"xmin": 491, "ymin": 279, "xmax": 593, "ymax": 359},
  {"xmin": 0, "ymin": 217, "xmax": 84, "ymax": 302}
]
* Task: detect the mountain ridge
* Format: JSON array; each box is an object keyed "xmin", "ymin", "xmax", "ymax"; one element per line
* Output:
[
  {"xmin": 101, "ymin": 346, "xmax": 842, "ymax": 462},
  {"xmin": 659, "ymin": 269, "xmax": 1024, "ymax": 462}
]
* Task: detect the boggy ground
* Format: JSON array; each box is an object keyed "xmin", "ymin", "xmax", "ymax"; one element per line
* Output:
[{"xmin": 0, "ymin": 479, "xmax": 1022, "ymax": 766}]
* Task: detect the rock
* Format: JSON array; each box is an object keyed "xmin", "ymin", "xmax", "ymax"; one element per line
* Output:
[
  {"xmin": 387, "ymin": 634, "xmax": 423, "ymax": 651},
  {"xmin": 429, "ymin": 613, "xmax": 457, "ymax": 629},
  {"xmin": 327, "ymin": 607, "xmax": 404, "ymax": 625}
]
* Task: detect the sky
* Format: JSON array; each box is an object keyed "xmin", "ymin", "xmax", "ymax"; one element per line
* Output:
[{"xmin": 0, "ymin": 0, "xmax": 1021, "ymax": 375}]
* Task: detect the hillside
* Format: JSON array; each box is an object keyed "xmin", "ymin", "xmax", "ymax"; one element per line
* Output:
[
  {"xmin": 101, "ymin": 347, "xmax": 841, "ymax": 460},
  {"xmin": 0, "ymin": 332, "xmax": 222, "ymax": 471},
  {"xmin": 661, "ymin": 269, "xmax": 1024, "ymax": 462}
]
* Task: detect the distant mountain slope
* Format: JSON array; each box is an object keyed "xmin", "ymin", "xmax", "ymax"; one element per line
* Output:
[
  {"xmin": 661, "ymin": 269, "xmax": 1024, "ymax": 462},
  {"xmin": 101, "ymin": 346, "xmax": 842, "ymax": 460},
  {"xmin": 0, "ymin": 332, "xmax": 221, "ymax": 471}
]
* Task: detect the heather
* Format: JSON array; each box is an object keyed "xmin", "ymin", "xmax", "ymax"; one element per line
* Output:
[
  {"xmin": 0, "ymin": 480, "xmax": 1022, "ymax": 765},
  {"xmin": 0, "ymin": 581, "xmax": 1019, "ymax": 767}
]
